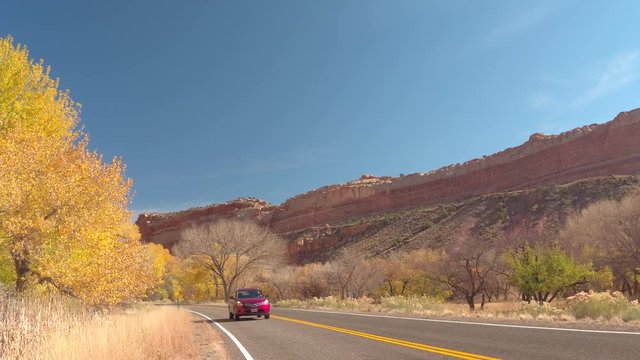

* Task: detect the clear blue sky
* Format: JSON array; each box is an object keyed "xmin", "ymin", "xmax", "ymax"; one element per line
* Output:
[{"xmin": 2, "ymin": 1, "xmax": 640, "ymax": 213}]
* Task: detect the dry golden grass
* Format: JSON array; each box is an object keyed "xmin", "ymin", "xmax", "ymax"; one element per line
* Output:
[
  {"xmin": 0, "ymin": 291, "xmax": 223, "ymax": 359},
  {"xmin": 39, "ymin": 307, "xmax": 200, "ymax": 360}
]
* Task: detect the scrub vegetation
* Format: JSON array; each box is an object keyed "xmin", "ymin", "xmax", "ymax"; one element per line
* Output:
[{"xmin": 266, "ymin": 189, "xmax": 640, "ymax": 325}]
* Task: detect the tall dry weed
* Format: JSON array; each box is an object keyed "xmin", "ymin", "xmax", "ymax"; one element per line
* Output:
[{"xmin": 0, "ymin": 289, "xmax": 206, "ymax": 359}]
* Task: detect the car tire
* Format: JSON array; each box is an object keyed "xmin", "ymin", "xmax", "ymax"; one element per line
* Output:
[
  {"xmin": 234, "ymin": 314, "xmax": 240, "ymax": 321},
  {"xmin": 264, "ymin": 314, "xmax": 270, "ymax": 319},
  {"xmin": 229, "ymin": 312, "xmax": 234, "ymax": 320}
]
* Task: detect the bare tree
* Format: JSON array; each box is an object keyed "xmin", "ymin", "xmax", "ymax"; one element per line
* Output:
[
  {"xmin": 296, "ymin": 262, "xmax": 332, "ymax": 299},
  {"xmin": 563, "ymin": 191, "xmax": 640, "ymax": 297},
  {"xmin": 429, "ymin": 247, "xmax": 498, "ymax": 310},
  {"xmin": 256, "ymin": 266, "xmax": 296, "ymax": 301},
  {"xmin": 174, "ymin": 219, "xmax": 285, "ymax": 301},
  {"xmin": 328, "ymin": 248, "xmax": 362, "ymax": 299},
  {"xmin": 349, "ymin": 258, "xmax": 384, "ymax": 298},
  {"xmin": 327, "ymin": 247, "xmax": 383, "ymax": 299}
]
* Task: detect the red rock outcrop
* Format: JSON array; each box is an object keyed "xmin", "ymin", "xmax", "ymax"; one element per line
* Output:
[
  {"xmin": 137, "ymin": 198, "xmax": 275, "ymax": 247},
  {"xmin": 137, "ymin": 109, "xmax": 640, "ymax": 250}
]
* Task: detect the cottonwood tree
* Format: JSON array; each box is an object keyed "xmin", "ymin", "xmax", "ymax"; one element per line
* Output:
[
  {"xmin": 175, "ymin": 219, "xmax": 285, "ymax": 301},
  {"xmin": 564, "ymin": 192, "xmax": 640, "ymax": 296},
  {"xmin": 506, "ymin": 245, "xmax": 592, "ymax": 304},
  {"xmin": 0, "ymin": 36, "xmax": 158, "ymax": 305}
]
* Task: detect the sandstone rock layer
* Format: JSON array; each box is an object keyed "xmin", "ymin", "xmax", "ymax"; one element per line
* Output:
[{"xmin": 137, "ymin": 109, "xmax": 640, "ymax": 254}]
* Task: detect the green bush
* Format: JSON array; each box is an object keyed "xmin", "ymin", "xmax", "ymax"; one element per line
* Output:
[{"xmin": 566, "ymin": 291, "xmax": 640, "ymax": 322}]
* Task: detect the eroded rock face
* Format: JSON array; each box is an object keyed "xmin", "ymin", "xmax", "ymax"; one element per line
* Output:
[
  {"xmin": 136, "ymin": 198, "xmax": 276, "ymax": 248},
  {"xmin": 269, "ymin": 109, "xmax": 640, "ymax": 232},
  {"xmin": 137, "ymin": 109, "xmax": 640, "ymax": 257}
]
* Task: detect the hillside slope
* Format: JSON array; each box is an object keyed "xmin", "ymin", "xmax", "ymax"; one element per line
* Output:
[
  {"xmin": 284, "ymin": 176, "xmax": 640, "ymax": 262},
  {"xmin": 137, "ymin": 109, "xmax": 640, "ymax": 262}
]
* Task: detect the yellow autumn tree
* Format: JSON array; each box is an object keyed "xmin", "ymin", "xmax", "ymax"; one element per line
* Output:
[{"xmin": 0, "ymin": 36, "xmax": 159, "ymax": 305}]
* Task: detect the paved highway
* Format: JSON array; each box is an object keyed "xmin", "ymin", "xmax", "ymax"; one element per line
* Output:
[{"xmin": 187, "ymin": 305, "xmax": 640, "ymax": 360}]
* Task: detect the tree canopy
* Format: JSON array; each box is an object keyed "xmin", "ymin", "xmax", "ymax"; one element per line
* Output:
[
  {"xmin": 175, "ymin": 219, "xmax": 285, "ymax": 301},
  {"xmin": 0, "ymin": 36, "xmax": 159, "ymax": 305},
  {"xmin": 507, "ymin": 245, "xmax": 593, "ymax": 304}
]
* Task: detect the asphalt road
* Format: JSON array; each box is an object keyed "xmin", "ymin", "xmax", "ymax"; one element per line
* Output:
[{"xmin": 187, "ymin": 305, "xmax": 640, "ymax": 360}]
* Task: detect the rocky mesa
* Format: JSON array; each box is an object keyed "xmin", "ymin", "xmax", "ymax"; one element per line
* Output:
[{"xmin": 137, "ymin": 109, "xmax": 640, "ymax": 257}]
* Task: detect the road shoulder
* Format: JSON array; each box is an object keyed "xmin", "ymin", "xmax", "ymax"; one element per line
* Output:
[{"xmin": 192, "ymin": 313, "xmax": 229, "ymax": 359}]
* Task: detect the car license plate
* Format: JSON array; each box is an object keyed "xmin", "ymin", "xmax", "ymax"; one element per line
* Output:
[{"xmin": 250, "ymin": 308, "xmax": 258, "ymax": 313}]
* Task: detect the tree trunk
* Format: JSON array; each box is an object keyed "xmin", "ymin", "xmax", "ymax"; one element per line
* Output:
[
  {"xmin": 502, "ymin": 285, "xmax": 511, "ymax": 300},
  {"xmin": 12, "ymin": 254, "xmax": 30, "ymax": 292},
  {"xmin": 387, "ymin": 280, "xmax": 395, "ymax": 296},
  {"xmin": 466, "ymin": 296, "xmax": 475, "ymax": 310},
  {"xmin": 220, "ymin": 277, "xmax": 230, "ymax": 302},
  {"xmin": 400, "ymin": 279, "xmax": 410, "ymax": 296}
]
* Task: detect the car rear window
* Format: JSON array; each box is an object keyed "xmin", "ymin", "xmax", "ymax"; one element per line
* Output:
[{"xmin": 237, "ymin": 289, "xmax": 263, "ymax": 298}]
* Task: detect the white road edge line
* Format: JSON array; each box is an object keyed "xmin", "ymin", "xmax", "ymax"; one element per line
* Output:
[
  {"xmin": 276, "ymin": 307, "xmax": 640, "ymax": 335},
  {"xmin": 188, "ymin": 310, "xmax": 255, "ymax": 360}
]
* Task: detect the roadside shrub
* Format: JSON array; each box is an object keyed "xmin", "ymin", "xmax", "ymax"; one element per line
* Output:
[
  {"xmin": 621, "ymin": 305, "xmax": 640, "ymax": 322},
  {"xmin": 519, "ymin": 301, "xmax": 565, "ymax": 319},
  {"xmin": 274, "ymin": 298, "xmax": 307, "ymax": 309},
  {"xmin": 276, "ymin": 295, "xmax": 443, "ymax": 314},
  {"xmin": 566, "ymin": 291, "xmax": 640, "ymax": 322},
  {"xmin": 380, "ymin": 296, "xmax": 443, "ymax": 314},
  {"xmin": 290, "ymin": 296, "xmax": 376, "ymax": 311}
]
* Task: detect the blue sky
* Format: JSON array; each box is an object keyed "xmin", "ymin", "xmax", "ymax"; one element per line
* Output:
[{"xmin": 2, "ymin": 1, "xmax": 640, "ymax": 213}]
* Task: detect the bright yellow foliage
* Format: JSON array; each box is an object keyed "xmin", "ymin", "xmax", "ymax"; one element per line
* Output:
[
  {"xmin": 0, "ymin": 36, "xmax": 159, "ymax": 305},
  {"xmin": 173, "ymin": 259, "xmax": 218, "ymax": 301}
]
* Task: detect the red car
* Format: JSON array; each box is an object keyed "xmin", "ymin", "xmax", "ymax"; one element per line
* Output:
[{"xmin": 228, "ymin": 288, "xmax": 270, "ymax": 320}]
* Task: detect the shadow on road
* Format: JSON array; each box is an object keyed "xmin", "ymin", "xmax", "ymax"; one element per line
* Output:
[{"xmin": 206, "ymin": 317, "xmax": 263, "ymax": 323}]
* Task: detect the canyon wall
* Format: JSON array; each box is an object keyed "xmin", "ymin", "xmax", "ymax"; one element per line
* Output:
[
  {"xmin": 137, "ymin": 109, "xmax": 640, "ymax": 249},
  {"xmin": 136, "ymin": 198, "xmax": 275, "ymax": 247}
]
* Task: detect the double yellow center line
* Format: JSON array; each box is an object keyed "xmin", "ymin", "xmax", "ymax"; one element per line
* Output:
[{"xmin": 271, "ymin": 315, "xmax": 499, "ymax": 360}]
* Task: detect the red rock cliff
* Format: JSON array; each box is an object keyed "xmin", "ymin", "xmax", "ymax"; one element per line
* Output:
[
  {"xmin": 137, "ymin": 109, "xmax": 640, "ymax": 243},
  {"xmin": 269, "ymin": 109, "xmax": 640, "ymax": 231},
  {"xmin": 137, "ymin": 198, "xmax": 275, "ymax": 247}
]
